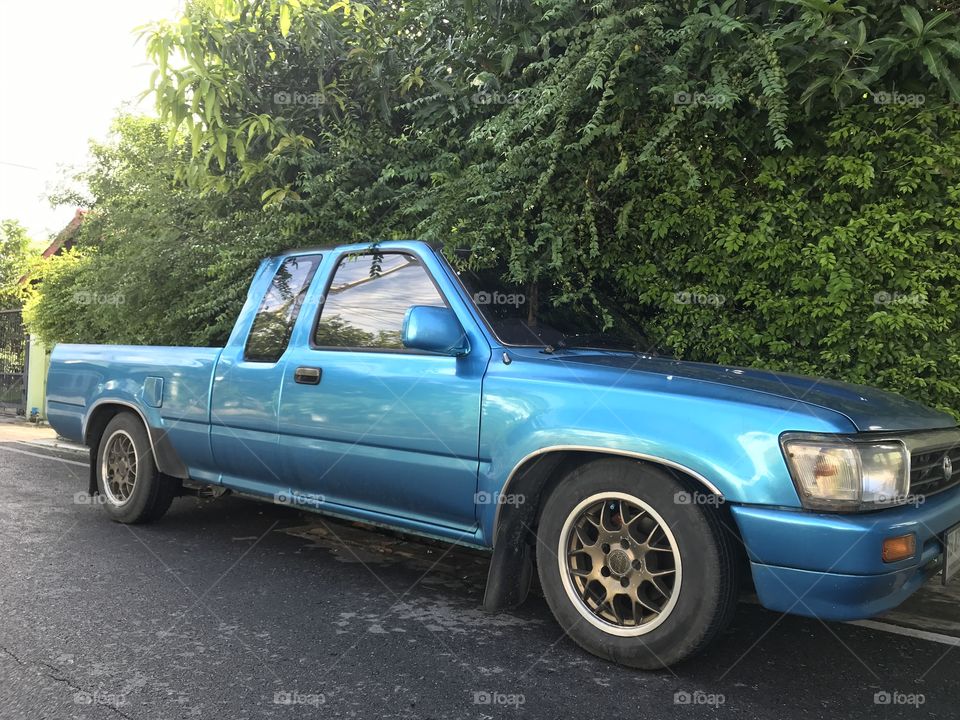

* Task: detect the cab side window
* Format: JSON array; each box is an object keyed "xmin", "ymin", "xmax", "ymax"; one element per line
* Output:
[
  {"xmin": 313, "ymin": 252, "xmax": 445, "ymax": 350},
  {"xmin": 245, "ymin": 254, "xmax": 322, "ymax": 362}
]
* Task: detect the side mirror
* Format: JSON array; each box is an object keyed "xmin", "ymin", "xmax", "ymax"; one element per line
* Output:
[{"xmin": 402, "ymin": 306, "xmax": 470, "ymax": 356}]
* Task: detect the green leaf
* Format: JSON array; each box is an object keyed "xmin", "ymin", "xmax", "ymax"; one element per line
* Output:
[
  {"xmin": 502, "ymin": 45, "xmax": 517, "ymax": 75},
  {"xmin": 800, "ymin": 76, "xmax": 832, "ymax": 105},
  {"xmin": 924, "ymin": 12, "xmax": 954, "ymax": 34},
  {"xmin": 941, "ymin": 65, "xmax": 960, "ymax": 104},
  {"xmin": 900, "ymin": 6, "xmax": 924, "ymax": 37},
  {"xmin": 921, "ymin": 47, "xmax": 942, "ymax": 79},
  {"xmin": 933, "ymin": 38, "xmax": 960, "ymax": 59},
  {"xmin": 279, "ymin": 4, "xmax": 291, "ymax": 37}
]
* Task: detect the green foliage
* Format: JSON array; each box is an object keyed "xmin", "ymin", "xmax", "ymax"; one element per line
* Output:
[
  {"xmin": 29, "ymin": 0, "xmax": 960, "ymax": 418},
  {"xmin": 0, "ymin": 220, "xmax": 33, "ymax": 309},
  {"xmin": 618, "ymin": 103, "xmax": 960, "ymax": 418},
  {"xmin": 26, "ymin": 115, "xmax": 286, "ymax": 346}
]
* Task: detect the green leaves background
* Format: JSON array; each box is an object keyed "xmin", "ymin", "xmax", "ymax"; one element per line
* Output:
[{"xmin": 26, "ymin": 0, "xmax": 960, "ymax": 417}]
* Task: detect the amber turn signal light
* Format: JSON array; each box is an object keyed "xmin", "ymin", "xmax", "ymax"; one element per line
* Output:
[{"xmin": 882, "ymin": 534, "xmax": 916, "ymax": 563}]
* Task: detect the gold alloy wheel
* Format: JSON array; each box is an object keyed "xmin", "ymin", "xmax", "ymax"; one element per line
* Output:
[
  {"xmin": 100, "ymin": 429, "xmax": 138, "ymax": 506},
  {"xmin": 558, "ymin": 492, "xmax": 682, "ymax": 636}
]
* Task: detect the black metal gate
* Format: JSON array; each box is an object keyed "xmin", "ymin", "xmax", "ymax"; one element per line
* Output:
[{"xmin": 0, "ymin": 309, "xmax": 26, "ymax": 415}]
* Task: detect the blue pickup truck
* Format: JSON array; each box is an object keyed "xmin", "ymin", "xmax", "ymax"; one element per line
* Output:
[{"xmin": 47, "ymin": 240, "xmax": 960, "ymax": 668}]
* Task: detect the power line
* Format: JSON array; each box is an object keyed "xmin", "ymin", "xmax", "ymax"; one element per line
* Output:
[{"xmin": 0, "ymin": 160, "xmax": 40, "ymax": 171}]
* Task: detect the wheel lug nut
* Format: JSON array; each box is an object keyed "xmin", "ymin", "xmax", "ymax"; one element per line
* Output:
[
  {"xmin": 601, "ymin": 543, "xmax": 610, "ymax": 553},
  {"xmin": 620, "ymin": 538, "xmax": 630, "ymax": 549},
  {"xmin": 620, "ymin": 577, "xmax": 630, "ymax": 588},
  {"xmin": 632, "ymin": 559, "xmax": 643, "ymax": 570}
]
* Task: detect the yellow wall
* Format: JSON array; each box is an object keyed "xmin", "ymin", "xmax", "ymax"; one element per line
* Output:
[{"xmin": 25, "ymin": 335, "xmax": 50, "ymax": 420}]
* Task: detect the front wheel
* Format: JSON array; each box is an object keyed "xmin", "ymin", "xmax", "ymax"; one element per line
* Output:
[
  {"xmin": 536, "ymin": 458, "xmax": 739, "ymax": 669},
  {"xmin": 95, "ymin": 413, "xmax": 179, "ymax": 524}
]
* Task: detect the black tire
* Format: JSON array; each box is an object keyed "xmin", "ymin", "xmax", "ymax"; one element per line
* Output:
[
  {"xmin": 95, "ymin": 413, "xmax": 179, "ymax": 524},
  {"xmin": 536, "ymin": 458, "xmax": 739, "ymax": 669}
]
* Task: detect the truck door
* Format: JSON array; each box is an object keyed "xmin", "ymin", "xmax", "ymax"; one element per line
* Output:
[
  {"xmin": 277, "ymin": 248, "xmax": 489, "ymax": 532},
  {"xmin": 209, "ymin": 253, "xmax": 323, "ymax": 490}
]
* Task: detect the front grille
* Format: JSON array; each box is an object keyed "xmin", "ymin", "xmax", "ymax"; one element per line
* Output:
[{"xmin": 910, "ymin": 445, "xmax": 960, "ymax": 497}]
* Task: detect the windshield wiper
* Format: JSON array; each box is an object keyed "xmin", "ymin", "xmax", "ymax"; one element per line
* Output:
[{"xmin": 554, "ymin": 333, "xmax": 639, "ymax": 352}]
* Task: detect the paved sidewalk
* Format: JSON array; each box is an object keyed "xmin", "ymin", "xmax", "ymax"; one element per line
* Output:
[
  {"xmin": 0, "ymin": 416, "xmax": 87, "ymax": 454},
  {"xmin": 0, "ymin": 416, "xmax": 58, "ymax": 444}
]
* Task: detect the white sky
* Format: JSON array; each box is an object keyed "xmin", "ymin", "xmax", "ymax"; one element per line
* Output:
[{"xmin": 0, "ymin": 0, "xmax": 182, "ymax": 244}]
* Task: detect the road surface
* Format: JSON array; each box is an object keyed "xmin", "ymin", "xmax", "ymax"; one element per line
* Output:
[{"xmin": 0, "ymin": 426, "xmax": 957, "ymax": 718}]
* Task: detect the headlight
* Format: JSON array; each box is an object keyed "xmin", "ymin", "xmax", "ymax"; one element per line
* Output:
[{"xmin": 780, "ymin": 434, "xmax": 909, "ymax": 511}]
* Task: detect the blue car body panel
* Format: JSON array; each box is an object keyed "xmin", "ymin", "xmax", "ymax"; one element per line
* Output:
[
  {"xmin": 46, "ymin": 344, "xmax": 222, "ymax": 475},
  {"xmin": 207, "ymin": 253, "xmax": 293, "ymax": 486},
  {"xmin": 45, "ymin": 239, "xmax": 960, "ymax": 621},
  {"xmin": 527, "ymin": 353, "xmax": 956, "ymax": 433},
  {"xmin": 733, "ymin": 484, "xmax": 960, "ymax": 619},
  {"xmin": 273, "ymin": 246, "xmax": 490, "ymax": 533}
]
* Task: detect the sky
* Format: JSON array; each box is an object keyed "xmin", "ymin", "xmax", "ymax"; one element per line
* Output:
[{"xmin": 0, "ymin": 0, "xmax": 182, "ymax": 244}]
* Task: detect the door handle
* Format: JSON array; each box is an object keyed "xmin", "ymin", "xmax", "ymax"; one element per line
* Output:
[{"xmin": 294, "ymin": 367, "xmax": 322, "ymax": 385}]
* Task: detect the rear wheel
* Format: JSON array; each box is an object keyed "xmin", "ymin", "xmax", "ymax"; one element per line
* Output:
[
  {"xmin": 536, "ymin": 458, "xmax": 739, "ymax": 668},
  {"xmin": 95, "ymin": 413, "xmax": 178, "ymax": 524}
]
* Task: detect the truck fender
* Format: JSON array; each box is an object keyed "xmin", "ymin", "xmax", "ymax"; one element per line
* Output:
[{"xmin": 83, "ymin": 399, "xmax": 189, "ymax": 495}]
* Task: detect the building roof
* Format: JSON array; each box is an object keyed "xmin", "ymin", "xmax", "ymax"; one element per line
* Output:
[
  {"xmin": 41, "ymin": 208, "xmax": 87, "ymax": 259},
  {"xmin": 18, "ymin": 209, "xmax": 87, "ymax": 286}
]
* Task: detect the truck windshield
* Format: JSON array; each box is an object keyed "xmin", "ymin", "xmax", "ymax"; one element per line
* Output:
[{"xmin": 447, "ymin": 250, "xmax": 659, "ymax": 353}]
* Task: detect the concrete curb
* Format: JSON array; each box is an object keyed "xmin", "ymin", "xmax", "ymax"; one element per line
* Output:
[{"xmin": 18, "ymin": 438, "xmax": 88, "ymax": 456}]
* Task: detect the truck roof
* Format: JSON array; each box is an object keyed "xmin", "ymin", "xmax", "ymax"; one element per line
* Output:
[{"xmin": 268, "ymin": 239, "xmax": 441, "ymax": 260}]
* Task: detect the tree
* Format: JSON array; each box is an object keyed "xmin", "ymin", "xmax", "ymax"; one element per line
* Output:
[
  {"xmin": 28, "ymin": 0, "xmax": 960, "ymax": 417},
  {"xmin": 0, "ymin": 220, "xmax": 32, "ymax": 309},
  {"xmin": 27, "ymin": 115, "xmax": 284, "ymax": 346}
]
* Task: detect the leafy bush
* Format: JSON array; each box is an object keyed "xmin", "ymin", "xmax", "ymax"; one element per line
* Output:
[
  {"xmin": 28, "ymin": 0, "xmax": 960, "ymax": 417},
  {"xmin": 26, "ymin": 116, "xmax": 286, "ymax": 346},
  {"xmin": 0, "ymin": 220, "xmax": 33, "ymax": 309},
  {"xmin": 620, "ymin": 103, "xmax": 960, "ymax": 418}
]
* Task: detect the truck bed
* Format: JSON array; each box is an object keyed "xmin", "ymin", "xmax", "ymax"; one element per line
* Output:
[{"xmin": 46, "ymin": 343, "xmax": 223, "ymax": 463}]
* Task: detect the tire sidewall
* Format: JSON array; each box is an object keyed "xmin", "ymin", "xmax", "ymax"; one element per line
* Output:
[
  {"xmin": 96, "ymin": 414, "xmax": 159, "ymax": 524},
  {"xmin": 537, "ymin": 458, "xmax": 726, "ymax": 668}
]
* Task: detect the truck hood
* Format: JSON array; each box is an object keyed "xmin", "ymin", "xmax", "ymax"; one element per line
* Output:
[{"xmin": 533, "ymin": 351, "xmax": 956, "ymax": 433}]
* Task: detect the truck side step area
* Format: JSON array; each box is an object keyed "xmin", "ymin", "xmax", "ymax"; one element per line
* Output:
[{"xmin": 180, "ymin": 482, "xmax": 231, "ymax": 499}]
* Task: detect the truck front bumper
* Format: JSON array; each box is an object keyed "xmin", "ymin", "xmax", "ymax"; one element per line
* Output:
[{"xmin": 730, "ymin": 485, "xmax": 960, "ymax": 621}]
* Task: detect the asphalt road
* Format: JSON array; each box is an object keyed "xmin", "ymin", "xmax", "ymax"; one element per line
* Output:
[{"xmin": 0, "ymin": 440, "xmax": 957, "ymax": 719}]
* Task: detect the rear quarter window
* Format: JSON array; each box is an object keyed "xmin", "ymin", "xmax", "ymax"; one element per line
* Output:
[{"xmin": 244, "ymin": 255, "xmax": 322, "ymax": 362}]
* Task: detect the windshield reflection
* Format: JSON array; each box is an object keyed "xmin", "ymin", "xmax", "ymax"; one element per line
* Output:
[{"xmin": 447, "ymin": 250, "xmax": 664, "ymax": 354}]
